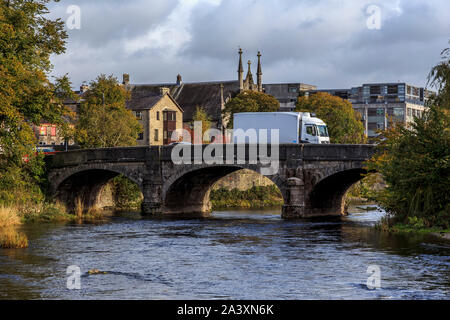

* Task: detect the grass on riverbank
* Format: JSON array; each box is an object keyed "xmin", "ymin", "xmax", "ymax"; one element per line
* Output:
[
  {"xmin": 0, "ymin": 202, "xmax": 114, "ymax": 249},
  {"xmin": 0, "ymin": 227, "xmax": 29, "ymax": 249},
  {"xmin": 210, "ymin": 185, "xmax": 284, "ymax": 209},
  {"xmin": 0, "ymin": 206, "xmax": 29, "ymax": 248},
  {"xmin": 0, "ymin": 206, "xmax": 21, "ymax": 228},
  {"xmin": 376, "ymin": 216, "xmax": 450, "ymax": 237}
]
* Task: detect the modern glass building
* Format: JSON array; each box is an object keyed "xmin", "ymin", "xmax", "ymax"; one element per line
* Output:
[{"xmin": 307, "ymin": 83, "xmax": 434, "ymax": 137}]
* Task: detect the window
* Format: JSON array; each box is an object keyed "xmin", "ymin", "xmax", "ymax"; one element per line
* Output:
[
  {"xmin": 163, "ymin": 112, "xmax": 167, "ymax": 121},
  {"xmin": 306, "ymin": 125, "xmax": 316, "ymax": 136},
  {"xmin": 154, "ymin": 129, "xmax": 159, "ymax": 141},
  {"xmin": 157, "ymin": 111, "xmax": 160, "ymax": 120},
  {"xmin": 407, "ymin": 108, "xmax": 412, "ymax": 117},
  {"xmin": 387, "ymin": 85, "xmax": 398, "ymax": 94},
  {"xmin": 39, "ymin": 126, "xmax": 47, "ymax": 136},
  {"xmin": 135, "ymin": 111, "xmax": 142, "ymax": 120},
  {"xmin": 137, "ymin": 132, "xmax": 144, "ymax": 140},
  {"xmin": 50, "ymin": 127, "xmax": 57, "ymax": 136},
  {"xmin": 163, "ymin": 131, "xmax": 167, "ymax": 139},
  {"xmin": 370, "ymin": 86, "xmax": 381, "ymax": 95},
  {"xmin": 317, "ymin": 125, "xmax": 329, "ymax": 137}
]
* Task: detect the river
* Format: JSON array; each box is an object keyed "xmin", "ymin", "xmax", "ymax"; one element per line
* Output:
[{"xmin": 0, "ymin": 205, "xmax": 449, "ymax": 300}]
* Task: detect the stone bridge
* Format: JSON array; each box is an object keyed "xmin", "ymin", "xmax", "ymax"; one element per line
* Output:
[{"xmin": 47, "ymin": 144, "xmax": 376, "ymax": 218}]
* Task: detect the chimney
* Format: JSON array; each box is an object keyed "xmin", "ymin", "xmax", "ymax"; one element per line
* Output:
[
  {"xmin": 159, "ymin": 87, "xmax": 170, "ymax": 96},
  {"xmin": 80, "ymin": 84, "xmax": 89, "ymax": 93},
  {"xmin": 122, "ymin": 73, "xmax": 130, "ymax": 86},
  {"xmin": 176, "ymin": 74, "xmax": 183, "ymax": 86}
]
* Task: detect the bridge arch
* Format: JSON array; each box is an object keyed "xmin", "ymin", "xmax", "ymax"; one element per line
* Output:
[
  {"xmin": 50, "ymin": 163, "xmax": 145, "ymax": 212},
  {"xmin": 162, "ymin": 165, "xmax": 286, "ymax": 215},
  {"xmin": 306, "ymin": 167, "xmax": 367, "ymax": 216}
]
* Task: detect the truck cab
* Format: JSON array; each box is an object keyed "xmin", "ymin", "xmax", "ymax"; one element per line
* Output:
[{"xmin": 299, "ymin": 113, "xmax": 330, "ymax": 144}]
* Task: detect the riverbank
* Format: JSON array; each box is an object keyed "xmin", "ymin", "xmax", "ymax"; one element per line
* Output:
[
  {"xmin": 210, "ymin": 185, "xmax": 284, "ymax": 210},
  {"xmin": 0, "ymin": 203, "xmax": 115, "ymax": 248},
  {"xmin": 375, "ymin": 215, "xmax": 450, "ymax": 240}
]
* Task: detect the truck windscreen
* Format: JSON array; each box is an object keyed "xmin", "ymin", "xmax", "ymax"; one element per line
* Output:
[{"xmin": 317, "ymin": 125, "xmax": 329, "ymax": 137}]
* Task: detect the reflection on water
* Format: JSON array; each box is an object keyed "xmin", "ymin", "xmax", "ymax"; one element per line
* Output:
[{"xmin": 0, "ymin": 205, "xmax": 449, "ymax": 300}]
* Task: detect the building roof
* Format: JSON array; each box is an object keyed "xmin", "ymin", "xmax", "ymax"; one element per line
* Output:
[{"xmin": 127, "ymin": 80, "xmax": 240, "ymax": 122}]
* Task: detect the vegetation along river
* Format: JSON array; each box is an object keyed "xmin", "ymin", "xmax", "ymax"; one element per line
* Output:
[{"xmin": 0, "ymin": 205, "xmax": 449, "ymax": 299}]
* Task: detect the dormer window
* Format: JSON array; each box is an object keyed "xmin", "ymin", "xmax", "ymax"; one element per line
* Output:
[{"xmin": 135, "ymin": 111, "xmax": 142, "ymax": 120}]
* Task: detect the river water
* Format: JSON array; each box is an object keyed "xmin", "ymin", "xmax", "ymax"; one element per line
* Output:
[{"xmin": 0, "ymin": 206, "xmax": 449, "ymax": 300}]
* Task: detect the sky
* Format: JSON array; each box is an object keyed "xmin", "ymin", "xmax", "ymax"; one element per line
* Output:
[{"xmin": 48, "ymin": 0, "xmax": 450, "ymax": 90}]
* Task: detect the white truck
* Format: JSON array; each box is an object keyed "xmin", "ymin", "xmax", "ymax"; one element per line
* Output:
[{"xmin": 233, "ymin": 112, "xmax": 330, "ymax": 144}]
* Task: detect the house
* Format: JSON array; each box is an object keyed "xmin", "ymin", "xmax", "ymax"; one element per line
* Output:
[{"xmin": 126, "ymin": 87, "xmax": 184, "ymax": 146}]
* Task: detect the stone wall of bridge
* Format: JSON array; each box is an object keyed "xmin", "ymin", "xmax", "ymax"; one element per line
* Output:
[{"xmin": 47, "ymin": 144, "xmax": 376, "ymax": 218}]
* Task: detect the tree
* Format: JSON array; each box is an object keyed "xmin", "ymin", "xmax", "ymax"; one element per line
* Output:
[
  {"xmin": 222, "ymin": 91, "xmax": 280, "ymax": 128},
  {"xmin": 75, "ymin": 75, "xmax": 142, "ymax": 148},
  {"xmin": 367, "ymin": 43, "xmax": 450, "ymax": 229},
  {"xmin": 295, "ymin": 92, "xmax": 366, "ymax": 144},
  {"xmin": 428, "ymin": 41, "xmax": 450, "ymax": 109},
  {"xmin": 51, "ymin": 74, "xmax": 78, "ymax": 143},
  {"xmin": 0, "ymin": 0, "xmax": 68, "ymax": 205},
  {"xmin": 192, "ymin": 106, "xmax": 212, "ymax": 143}
]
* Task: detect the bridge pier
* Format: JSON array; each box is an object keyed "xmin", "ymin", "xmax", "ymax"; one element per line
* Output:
[
  {"xmin": 281, "ymin": 177, "xmax": 306, "ymax": 218},
  {"xmin": 141, "ymin": 180, "xmax": 163, "ymax": 216}
]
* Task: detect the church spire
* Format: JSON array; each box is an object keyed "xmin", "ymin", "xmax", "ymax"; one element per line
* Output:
[
  {"xmin": 238, "ymin": 48, "xmax": 244, "ymax": 92},
  {"xmin": 257, "ymin": 51, "xmax": 262, "ymax": 92},
  {"xmin": 245, "ymin": 60, "xmax": 254, "ymax": 85}
]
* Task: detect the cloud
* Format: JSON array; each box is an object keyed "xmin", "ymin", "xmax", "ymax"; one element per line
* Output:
[{"xmin": 48, "ymin": 0, "xmax": 450, "ymax": 90}]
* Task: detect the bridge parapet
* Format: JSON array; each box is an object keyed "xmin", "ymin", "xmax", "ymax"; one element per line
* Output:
[
  {"xmin": 48, "ymin": 144, "xmax": 376, "ymax": 168},
  {"xmin": 48, "ymin": 147, "xmax": 150, "ymax": 168}
]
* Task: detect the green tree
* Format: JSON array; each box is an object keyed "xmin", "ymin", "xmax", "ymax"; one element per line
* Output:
[
  {"xmin": 192, "ymin": 106, "xmax": 212, "ymax": 143},
  {"xmin": 0, "ymin": 0, "xmax": 68, "ymax": 205},
  {"xmin": 222, "ymin": 91, "xmax": 280, "ymax": 128},
  {"xmin": 367, "ymin": 44, "xmax": 450, "ymax": 229},
  {"xmin": 52, "ymin": 74, "xmax": 78, "ymax": 143},
  {"xmin": 428, "ymin": 41, "xmax": 450, "ymax": 109},
  {"xmin": 295, "ymin": 92, "xmax": 366, "ymax": 144},
  {"xmin": 75, "ymin": 75, "xmax": 142, "ymax": 148}
]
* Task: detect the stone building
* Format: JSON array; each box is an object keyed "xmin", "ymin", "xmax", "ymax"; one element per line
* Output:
[
  {"xmin": 34, "ymin": 123, "xmax": 66, "ymax": 147},
  {"xmin": 306, "ymin": 82, "xmax": 434, "ymax": 137},
  {"xmin": 126, "ymin": 87, "xmax": 184, "ymax": 146},
  {"xmin": 124, "ymin": 49, "xmax": 265, "ymax": 132}
]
